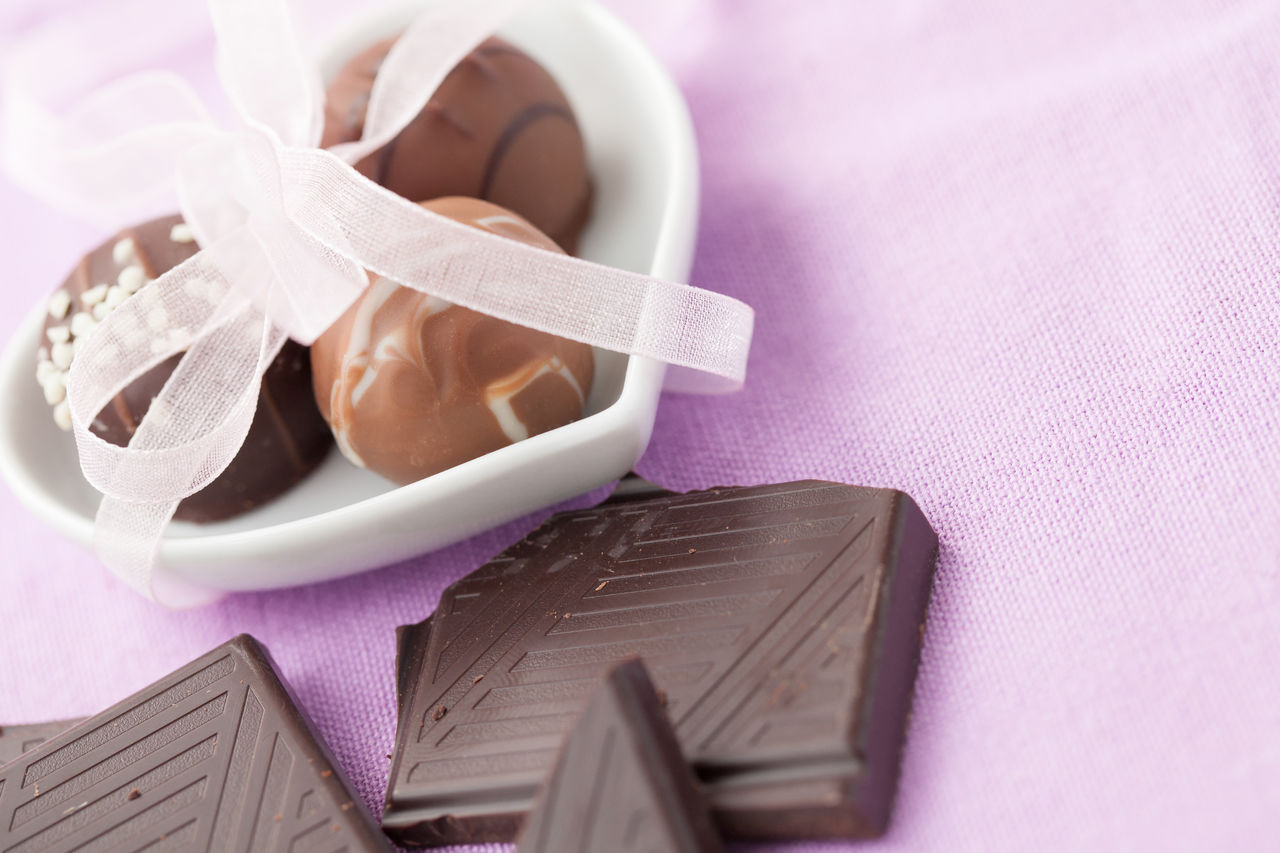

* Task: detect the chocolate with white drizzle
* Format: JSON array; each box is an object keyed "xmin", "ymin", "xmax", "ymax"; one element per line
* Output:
[
  {"xmin": 310, "ymin": 197, "xmax": 594, "ymax": 486},
  {"xmin": 36, "ymin": 215, "xmax": 332, "ymax": 522}
]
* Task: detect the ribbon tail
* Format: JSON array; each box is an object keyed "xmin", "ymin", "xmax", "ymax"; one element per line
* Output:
[
  {"xmin": 207, "ymin": 0, "xmax": 325, "ymax": 147},
  {"xmin": 66, "ymin": 239, "xmax": 290, "ymax": 604},
  {"xmin": 94, "ymin": 498, "xmax": 224, "ymax": 608},
  {"xmin": 0, "ymin": 0, "xmax": 219, "ymax": 224},
  {"xmin": 279, "ymin": 146, "xmax": 755, "ymax": 390}
]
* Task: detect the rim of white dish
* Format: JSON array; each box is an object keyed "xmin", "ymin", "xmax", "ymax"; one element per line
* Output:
[{"xmin": 0, "ymin": 0, "xmax": 697, "ymax": 563}]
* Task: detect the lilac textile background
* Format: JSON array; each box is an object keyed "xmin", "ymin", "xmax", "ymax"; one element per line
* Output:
[{"xmin": 2, "ymin": 0, "xmax": 1280, "ymax": 850}]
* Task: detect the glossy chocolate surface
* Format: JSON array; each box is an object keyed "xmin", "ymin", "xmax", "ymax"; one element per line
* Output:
[
  {"xmin": 311, "ymin": 197, "xmax": 594, "ymax": 485},
  {"xmin": 323, "ymin": 36, "xmax": 592, "ymax": 254}
]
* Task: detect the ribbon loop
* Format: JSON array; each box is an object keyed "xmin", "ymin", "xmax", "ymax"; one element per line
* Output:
[
  {"xmin": 5, "ymin": 0, "xmax": 755, "ymax": 606},
  {"xmin": 334, "ymin": 0, "xmax": 532, "ymax": 164},
  {"xmin": 209, "ymin": 0, "xmax": 324, "ymax": 146}
]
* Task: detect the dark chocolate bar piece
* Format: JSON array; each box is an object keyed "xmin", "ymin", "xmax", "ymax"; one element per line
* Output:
[
  {"xmin": 385, "ymin": 479, "xmax": 938, "ymax": 846},
  {"xmin": 514, "ymin": 659, "xmax": 722, "ymax": 853},
  {"xmin": 0, "ymin": 634, "xmax": 390, "ymax": 852},
  {"xmin": 0, "ymin": 719, "xmax": 83, "ymax": 769}
]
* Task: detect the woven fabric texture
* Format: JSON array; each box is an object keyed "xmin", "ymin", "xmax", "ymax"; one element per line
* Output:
[{"xmin": 2, "ymin": 0, "xmax": 1278, "ymax": 850}]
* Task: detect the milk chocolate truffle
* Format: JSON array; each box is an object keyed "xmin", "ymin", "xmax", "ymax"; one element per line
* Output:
[
  {"xmin": 311, "ymin": 197, "xmax": 594, "ymax": 485},
  {"xmin": 36, "ymin": 215, "xmax": 332, "ymax": 522},
  {"xmin": 322, "ymin": 36, "xmax": 592, "ymax": 254}
]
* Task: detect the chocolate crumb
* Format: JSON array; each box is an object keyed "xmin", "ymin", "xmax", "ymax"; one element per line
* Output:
[
  {"xmin": 472, "ymin": 674, "xmax": 484, "ymax": 684},
  {"xmin": 320, "ymin": 769, "xmax": 332, "ymax": 778},
  {"xmin": 126, "ymin": 789, "xmax": 140, "ymax": 801},
  {"xmin": 432, "ymin": 705, "xmax": 448, "ymax": 721}
]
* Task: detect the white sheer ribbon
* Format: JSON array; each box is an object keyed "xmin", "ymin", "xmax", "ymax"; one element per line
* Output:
[{"xmin": 1, "ymin": 0, "xmax": 754, "ymax": 606}]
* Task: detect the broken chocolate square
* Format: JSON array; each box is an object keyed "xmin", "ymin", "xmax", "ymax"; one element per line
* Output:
[
  {"xmin": 385, "ymin": 478, "xmax": 938, "ymax": 845},
  {"xmin": 0, "ymin": 635, "xmax": 389, "ymax": 852}
]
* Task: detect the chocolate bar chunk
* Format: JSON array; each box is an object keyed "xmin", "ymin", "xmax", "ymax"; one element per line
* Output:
[
  {"xmin": 0, "ymin": 635, "xmax": 390, "ymax": 852},
  {"xmin": 385, "ymin": 478, "xmax": 938, "ymax": 846},
  {"xmin": 514, "ymin": 659, "xmax": 722, "ymax": 853},
  {"xmin": 0, "ymin": 719, "xmax": 83, "ymax": 769}
]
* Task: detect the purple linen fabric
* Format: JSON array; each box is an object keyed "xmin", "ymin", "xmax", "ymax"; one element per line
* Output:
[{"xmin": 2, "ymin": 0, "xmax": 1279, "ymax": 850}]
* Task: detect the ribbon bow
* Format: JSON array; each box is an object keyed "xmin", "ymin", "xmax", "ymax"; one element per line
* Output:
[{"xmin": 1, "ymin": 0, "xmax": 754, "ymax": 606}]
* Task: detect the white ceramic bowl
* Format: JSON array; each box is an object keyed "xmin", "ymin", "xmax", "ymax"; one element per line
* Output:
[{"xmin": 0, "ymin": 0, "xmax": 697, "ymax": 591}]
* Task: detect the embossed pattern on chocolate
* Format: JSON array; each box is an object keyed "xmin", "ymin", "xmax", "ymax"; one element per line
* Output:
[
  {"xmin": 385, "ymin": 479, "xmax": 939, "ymax": 846},
  {"xmin": 514, "ymin": 659, "xmax": 722, "ymax": 853},
  {"xmin": 37, "ymin": 216, "xmax": 332, "ymax": 522},
  {"xmin": 322, "ymin": 36, "xmax": 593, "ymax": 254},
  {"xmin": 0, "ymin": 635, "xmax": 389, "ymax": 853},
  {"xmin": 0, "ymin": 720, "xmax": 83, "ymax": 770}
]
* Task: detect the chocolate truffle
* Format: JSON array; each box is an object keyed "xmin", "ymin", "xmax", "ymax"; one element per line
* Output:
[
  {"xmin": 36, "ymin": 215, "xmax": 332, "ymax": 522},
  {"xmin": 322, "ymin": 36, "xmax": 592, "ymax": 254},
  {"xmin": 310, "ymin": 197, "xmax": 594, "ymax": 486}
]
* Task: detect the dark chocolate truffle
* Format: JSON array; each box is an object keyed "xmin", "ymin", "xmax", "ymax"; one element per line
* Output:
[
  {"xmin": 36, "ymin": 215, "xmax": 332, "ymax": 523},
  {"xmin": 310, "ymin": 197, "xmax": 594, "ymax": 486},
  {"xmin": 322, "ymin": 36, "xmax": 592, "ymax": 254}
]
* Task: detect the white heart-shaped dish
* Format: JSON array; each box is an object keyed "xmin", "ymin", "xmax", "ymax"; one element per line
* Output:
[{"xmin": 0, "ymin": 0, "xmax": 697, "ymax": 591}]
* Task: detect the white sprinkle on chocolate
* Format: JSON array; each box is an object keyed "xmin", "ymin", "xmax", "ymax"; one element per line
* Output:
[
  {"xmin": 47, "ymin": 289, "xmax": 71, "ymax": 320},
  {"xmin": 70, "ymin": 312, "xmax": 96, "ymax": 338},
  {"xmin": 112, "ymin": 236, "xmax": 136, "ymax": 264},
  {"xmin": 51, "ymin": 341, "xmax": 74, "ymax": 369},
  {"xmin": 81, "ymin": 283, "xmax": 108, "ymax": 307},
  {"xmin": 41, "ymin": 372, "xmax": 65, "ymax": 405},
  {"xmin": 46, "ymin": 325, "xmax": 70, "ymax": 344},
  {"xmin": 118, "ymin": 265, "xmax": 146, "ymax": 293},
  {"xmin": 104, "ymin": 285, "xmax": 128, "ymax": 310},
  {"xmin": 53, "ymin": 400, "xmax": 71, "ymax": 431},
  {"xmin": 169, "ymin": 222, "xmax": 195, "ymax": 243}
]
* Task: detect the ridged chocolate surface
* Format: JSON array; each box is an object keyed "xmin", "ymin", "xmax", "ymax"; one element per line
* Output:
[
  {"xmin": 514, "ymin": 659, "xmax": 722, "ymax": 853},
  {"xmin": 0, "ymin": 720, "xmax": 83, "ymax": 770},
  {"xmin": 38, "ymin": 216, "xmax": 332, "ymax": 522},
  {"xmin": 0, "ymin": 635, "xmax": 390, "ymax": 852},
  {"xmin": 385, "ymin": 478, "xmax": 939, "ymax": 846},
  {"xmin": 322, "ymin": 36, "xmax": 592, "ymax": 255}
]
